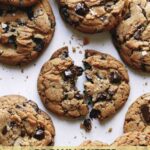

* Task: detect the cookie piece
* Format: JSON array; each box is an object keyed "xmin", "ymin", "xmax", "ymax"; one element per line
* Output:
[
  {"xmin": 0, "ymin": 0, "xmax": 38, "ymax": 7},
  {"xmin": 84, "ymin": 50, "xmax": 130, "ymax": 120},
  {"xmin": 38, "ymin": 47, "xmax": 89, "ymax": 118},
  {"xmin": 124, "ymin": 93, "xmax": 150, "ymax": 133},
  {"xmin": 0, "ymin": 0, "xmax": 55, "ymax": 65},
  {"xmin": 79, "ymin": 140, "xmax": 108, "ymax": 147},
  {"xmin": 58, "ymin": 0, "xmax": 128, "ymax": 33},
  {"xmin": 112, "ymin": 0, "xmax": 150, "ymax": 72},
  {"xmin": 112, "ymin": 132, "xmax": 150, "ymax": 146},
  {"xmin": 0, "ymin": 95, "xmax": 55, "ymax": 146}
]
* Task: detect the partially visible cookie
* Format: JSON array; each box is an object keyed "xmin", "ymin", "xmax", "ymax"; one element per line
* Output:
[
  {"xmin": 0, "ymin": 0, "xmax": 55, "ymax": 65},
  {"xmin": 84, "ymin": 50, "xmax": 130, "ymax": 120},
  {"xmin": 38, "ymin": 47, "xmax": 89, "ymax": 118},
  {"xmin": 112, "ymin": 132, "xmax": 150, "ymax": 146},
  {"xmin": 124, "ymin": 93, "xmax": 150, "ymax": 133},
  {"xmin": 112, "ymin": 0, "xmax": 150, "ymax": 72},
  {"xmin": 0, "ymin": 0, "xmax": 38, "ymax": 7},
  {"xmin": 58, "ymin": 0, "xmax": 128, "ymax": 33},
  {"xmin": 0, "ymin": 95, "xmax": 55, "ymax": 146},
  {"xmin": 79, "ymin": 140, "xmax": 108, "ymax": 147}
]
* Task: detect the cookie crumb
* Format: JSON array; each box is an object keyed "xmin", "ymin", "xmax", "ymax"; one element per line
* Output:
[
  {"xmin": 80, "ymin": 118, "xmax": 92, "ymax": 132},
  {"xmin": 83, "ymin": 37, "xmax": 90, "ymax": 46},
  {"xmin": 108, "ymin": 128, "xmax": 112, "ymax": 133},
  {"xmin": 72, "ymin": 47, "xmax": 76, "ymax": 53}
]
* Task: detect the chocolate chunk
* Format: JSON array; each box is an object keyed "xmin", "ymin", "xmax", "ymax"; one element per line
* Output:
[
  {"xmin": 90, "ymin": 109, "xmax": 100, "ymax": 119},
  {"xmin": 2, "ymin": 23, "xmax": 9, "ymax": 33},
  {"xmin": 33, "ymin": 38, "xmax": 44, "ymax": 52},
  {"xmin": 2, "ymin": 126, "xmax": 7, "ymax": 135},
  {"xmin": 60, "ymin": 51, "xmax": 68, "ymax": 59},
  {"xmin": 141, "ymin": 104, "xmax": 150, "ymax": 124},
  {"xmin": 21, "ymin": 130, "xmax": 26, "ymax": 137},
  {"xmin": 8, "ymin": 35, "xmax": 16, "ymax": 46},
  {"xmin": 109, "ymin": 71, "xmax": 121, "ymax": 84},
  {"xmin": 81, "ymin": 118, "xmax": 92, "ymax": 132},
  {"xmin": 0, "ymin": 9, "xmax": 3, "ymax": 16},
  {"xmin": 9, "ymin": 121, "xmax": 16, "ymax": 127},
  {"xmin": 33, "ymin": 128, "xmax": 45, "ymax": 140},
  {"xmin": 60, "ymin": 5, "xmax": 69, "ymax": 21},
  {"xmin": 84, "ymin": 62, "xmax": 91, "ymax": 69},
  {"xmin": 75, "ymin": 3, "xmax": 89, "ymax": 16},
  {"xmin": 97, "ymin": 91, "xmax": 112, "ymax": 101},
  {"xmin": 72, "ymin": 66, "xmax": 84, "ymax": 76},
  {"xmin": 26, "ymin": 8, "xmax": 34, "ymax": 20}
]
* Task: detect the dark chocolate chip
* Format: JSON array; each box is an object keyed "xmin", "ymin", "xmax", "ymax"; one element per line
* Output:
[
  {"xmin": 0, "ymin": 8, "xmax": 3, "ymax": 16},
  {"xmin": 33, "ymin": 128, "xmax": 45, "ymax": 140},
  {"xmin": 72, "ymin": 66, "xmax": 84, "ymax": 76},
  {"xmin": 33, "ymin": 38, "xmax": 44, "ymax": 52},
  {"xmin": 75, "ymin": 3, "xmax": 89, "ymax": 16},
  {"xmin": 84, "ymin": 62, "xmax": 91, "ymax": 69},
  {"xmin": 60, "ymin": 5, "xmax": 69, "ymax": 21},
  {"xmin": 86, "ymin": 74, "xmax": 93, "ymax": 83},
  {"xmin": 2, "ymin": 126, "xmax": 7, "ymax": 135},
  {"xmin": 82, "ymin": 118, "xmax": 92, "ymax": 132},
  {"xmin": 64, "ymin": 70, "xmax": 73, "ymax": 80},
  {"xmin": 8, "ymin": 35, "xmax": 16, "ymax": 46},
  {"xmin": 60, "ymin": 51, "xmax": 68, "ymax": 59},
  {"xmin": 25, "ymin": 8, "xmax": 34, "ymax": 20},
  {"xmin": 90, "ymin": 109, "xmax": 100, "ymax": 119},
  {"xmin": 141, "ymin": 104, "xmax": 150, "ymax": 124},
  {"xmin": 109, "ymin": 71, "xmax": 121, "ymax": 84},
  {"xmin": 9, "ymin": 121, "xmax": 16, "ymax": 127},
  {"xmin": 21, "ymin": 130, "xmax": 26, "ymax": 137}
]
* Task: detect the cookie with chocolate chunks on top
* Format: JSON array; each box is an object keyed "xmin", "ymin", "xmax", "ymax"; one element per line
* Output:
[
  {"xmin": 37, "ymin": 47, "xmax": 89, "ymax": 118},
  {"xmin": 124, "ymin": 93, "xmax": 150, "ymax": 133},
  {"xmin": 84, "ymin": 50, "xmax": 130, "ymax": 120},
  {"xmin": 0, "ymin": 0, "xmax": 55, "ymax": 65},
  {"xmin": 0, "ymin": 95, "xmax": 55, "ymax": 146},
  {"xmin": 58, "ymin": 0, "xmax": 128, "ymax": 33}
]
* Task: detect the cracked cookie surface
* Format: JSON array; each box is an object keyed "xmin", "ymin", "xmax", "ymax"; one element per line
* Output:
[
  {"xmin": 112, "ymin": 132, "xmax": 150, "ymax": 146},
  {"xmin": 0, "ymin": 95, "xmax": 55, "ymax": 146},
  {"xmin": 58, "ymin": 0, "xmax": 128, "ymax": 33},
  {"xmin": 0, "ymin": 0, "xmax": 38, "ymax": 7},
  {"xmin": 124, "ymin": 93, "xmax": 150, "ymax": 133},
  {"xmin": 79, "ymin": 140, "xmax": 108, "ymax": 147},
  {"xmin": 84, "ymin": 50, "xmax": 130, "ymax": 120},
  {"xmin": 112, "ymin": 0, "xmax": 150, "ymax": 72},
  {"xmin": 0, "ymin": 0, "xmax": 55, "ymax": 65},
  {"xmin": 38, "ymin": 47, "xmax": 89, "ymax": 118}
]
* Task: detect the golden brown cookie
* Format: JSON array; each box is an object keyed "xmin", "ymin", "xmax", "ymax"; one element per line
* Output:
[
  {"xmin": 0, "ymin": 0, "xmax": 38, "ymax": 7},
  {"xmin": 112, "ymin": 132, "xmax": 150, "ymax": 146},
  {"xmin": 112, "ymin": 0, "xmax": 150, "ymax": 72},
  {"xmin": 58, "ymin": 0, "xmax": 128, "ymax": 33},
  {"xmin": 0, "ymin": 95, "xmax": 55, "ymax": 146},
  {"xmin": 38, "ymin": 47, "xmax": 89, "ymax": 118},
  {"xmin": 84, "ymin": 50, "xmax": 130, "ymax": 120},
  {"xmin": 124, "ymin": 93, "xmax": 150, "ymax": 133},
  {"xmin": 0, "ymin": 0, "xmax": 55, "ymax": 65}
]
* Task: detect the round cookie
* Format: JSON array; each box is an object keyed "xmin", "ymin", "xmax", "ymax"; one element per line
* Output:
[
  {"xmin": 0, "ymin": 0, "xmax": 55, "ymax": 65},
  {"xmin": 38, "ymin": 47, "xmax": 89, "ymax": 118},
  {"xmin": 79, "ymin": 140, "xmax": 108, "ymax": 147},
  {"xmin": 112, "ymin": 132, "xmax": 150, "ymax": 146},
  {"xmin": 112, "ymin": 0, "xmax": 150, "ymax": 72},
  {"xmin": 124, "ymin": 93, "xmax": 150, "ymax": 133},
  {"xmin": 84, "ymin": 50, "xmax": 130, "ymax": 120},
  {"xmin": 0, "ymin": 0, "xmax": 38, "ymax": 7},
  {"xmin": 0, "ymin": 95, "xmax": 55, "ymax": 146},
  {"xmin": 58, "ymin": 0, "xmax": 128, "ymax": 33}
]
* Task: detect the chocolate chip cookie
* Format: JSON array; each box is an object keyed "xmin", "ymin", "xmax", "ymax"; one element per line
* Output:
[
  {"xmin": 124, "ymin": 93, "xmax": 150, "ymax": 133},
  {"xmin": 0, "ymin": 0, "xmax": 38, "ymax": 7},
  {"xmin": 0, "ymin": 95, "xmax": 55, "ymax": 146},
  {"xmin": 112, "ymin": 132, "xmax": 150, "ymax": 146},
  {"xmin": 58, "ymin": 0, "xmax": 128, "ymax": 33},
  {"xmin": 0, "ymin": 0, "xmax": 55, "ymax": 65},
  {"xmin": 84, "ymin": 50, "xmax": 130, "ymax": 120},
  {"xmin": 112, "ymin": 0, "xmax": 150, "ymax": 72},
  {"xmin": 79, "ymin": 140, "xmax": 108, "ymax": 147},
  {"xmin": 38, "ymin": 47, "xmax": 89, "ymax": 118}
]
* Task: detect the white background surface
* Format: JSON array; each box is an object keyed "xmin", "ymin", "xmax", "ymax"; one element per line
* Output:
[{"xmin": 0, "ymin": 0, "xmax": 150, "ymax": 146}]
